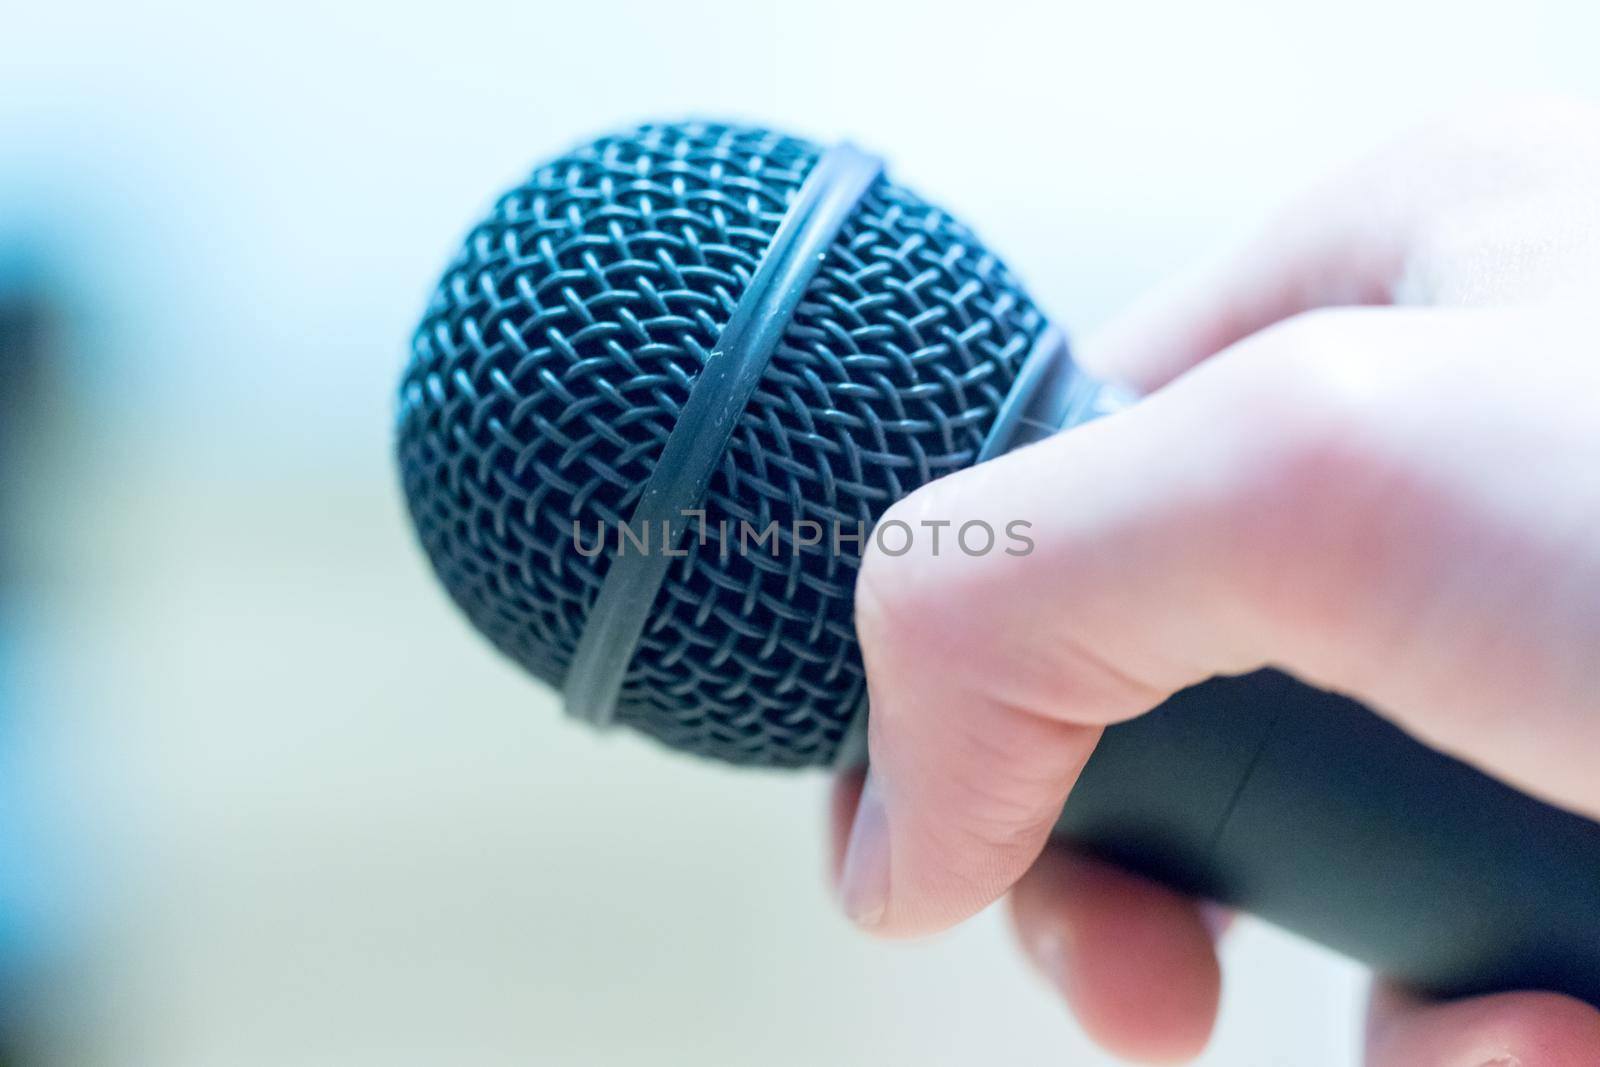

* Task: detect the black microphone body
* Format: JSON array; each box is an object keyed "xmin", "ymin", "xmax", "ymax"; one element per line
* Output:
[
  {"xmin": 396, "ymin": 121, "xmax": 1600, "ymax": 1006},
  {"xmin": 1070, "ymin": 670, "xmax": 1600, "ymax": 1005},
  {"xmin": 981, "ymin": 322, "xmax": 1600, "ymax": 1003}
]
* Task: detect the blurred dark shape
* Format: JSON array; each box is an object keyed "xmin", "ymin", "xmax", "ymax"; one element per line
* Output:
[
  {"xmin": 0, "ymin": 241, "xmax": 66, "ymax": 1067},
  {"xmin": 0, "ymin": 245, "xmax": 60, "ymax": 590}
]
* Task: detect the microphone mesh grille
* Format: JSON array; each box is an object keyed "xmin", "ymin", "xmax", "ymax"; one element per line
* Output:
[{"xmin": 398, "ymin": 121, "xmax": 1044, "ymax": 766}]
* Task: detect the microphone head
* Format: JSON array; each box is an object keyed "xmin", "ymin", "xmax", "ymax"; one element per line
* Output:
[{"xmin": 397, "ymin": 120, "xmax": 1046, "ymax": 767}]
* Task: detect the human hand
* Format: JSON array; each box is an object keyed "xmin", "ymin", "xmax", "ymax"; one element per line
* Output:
[{"xmin": 830, "ymin": 96, "xmax": 1600, "ymax": 1064}]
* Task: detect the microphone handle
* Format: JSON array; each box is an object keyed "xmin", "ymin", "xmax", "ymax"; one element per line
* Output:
[{"xmin": 992, "ymin": 329, "xmax": 1600, "ymax": 1004}]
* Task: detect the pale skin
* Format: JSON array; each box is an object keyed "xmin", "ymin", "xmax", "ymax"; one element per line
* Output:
[{"xmin": 829, "ymin": 96, "xmax": 1600, "ymax": 1065}]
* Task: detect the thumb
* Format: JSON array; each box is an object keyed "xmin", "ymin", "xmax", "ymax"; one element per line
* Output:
[{"xmin": 839, "ymin": 307, "xmax": 1425, "ymax": 938}]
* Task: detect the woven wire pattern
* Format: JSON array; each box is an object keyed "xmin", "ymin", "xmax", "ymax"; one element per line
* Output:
[{"xmin": 398, "ymin": 121, "xmax": 1045, "ymax": 767}]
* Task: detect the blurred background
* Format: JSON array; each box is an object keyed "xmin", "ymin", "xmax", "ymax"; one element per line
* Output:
[{"xmin": 2, "ymin": 1, "xmax": 1597, "ymax": 1063}]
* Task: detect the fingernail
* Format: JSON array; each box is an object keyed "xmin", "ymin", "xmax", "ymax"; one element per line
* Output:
[
  {"xmin": 1031, "ymin": 928, "xmax": 1071, "ymax": 995},
  {"xmin": 837, "ymin": 770, "xmax": 890, "ymax": 928}
]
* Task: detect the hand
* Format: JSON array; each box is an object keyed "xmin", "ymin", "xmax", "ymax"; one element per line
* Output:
[{"xmin": 829, "ymin": 95, "xmax": 1600, "ymax": 1064}]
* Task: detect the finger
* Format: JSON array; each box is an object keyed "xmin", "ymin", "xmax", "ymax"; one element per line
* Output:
[
  {"xmin": 841, "ymin": 311, "xmax": 1325, "ymax": 937},
  {"xmin": 1366, "ymin": 982, "xmax": 1600, "ymax": 1067},
  {"xmin": 1077, "ymin": 158, "xmax": 1411, "ymax": 393},
  {"xmin": 843, "ymin": 303, "xmax": 1599, "ymax": 939},
  {"xmin": 1079, "ymin": 95, "xmax": 1600, "ymax": 392},
  {"xmin": 1010, "ymin": 847, "xmax": 1220, "ymax": 1064},
  {"xmin": 1077, "ymin": 205, "xmax": 1406, "ymax": 393}
]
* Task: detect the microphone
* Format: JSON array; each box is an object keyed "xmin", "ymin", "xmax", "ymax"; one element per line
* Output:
[{"xmin": 396, "ymin": 120, "xmax": 1600, "ymax": 1005}]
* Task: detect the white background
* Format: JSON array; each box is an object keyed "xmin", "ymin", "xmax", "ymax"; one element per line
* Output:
[{"xmin": 3, "ymin": 1, "xmax": 1597, "ymax": 1064}]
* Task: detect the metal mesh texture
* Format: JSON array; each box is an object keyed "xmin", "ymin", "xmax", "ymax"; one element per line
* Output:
[{"xmin": 397, "ymin": 120, "xmax": 1045, "ymax": 767}]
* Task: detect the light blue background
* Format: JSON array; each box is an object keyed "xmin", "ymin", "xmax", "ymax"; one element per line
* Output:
[{"xmin": 3, "ymin": 2, "xmax": 1596, "ymax": 1064}]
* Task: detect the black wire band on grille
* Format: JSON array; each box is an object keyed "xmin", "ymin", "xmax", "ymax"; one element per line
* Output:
[{"xmin": 563, "ymin": 142, "xmax": 885, "ymax": 727}]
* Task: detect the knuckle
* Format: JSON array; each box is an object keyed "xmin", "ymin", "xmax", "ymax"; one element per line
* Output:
[
  {"xmin": 1226, "ymin": 311, "xmax": 1392, "ymax": 499},
  {"xmin": 934, "ymin": 721, "xmax": 1070, "ymax": 851},
  {"xmin": 1209, "ymin": 311, "xmax": 1408, "ymax": 622},
  {"xmin": 854, "ymin": 482, "xmax": 962, "ymax": 659},
  {"xmin": 914, "ymin": 792, "xmax": 1051, "ymax": 901},
  {"xmin": 1432, "ymin": 91, "xmax": 1600, "ymax": 142},
  {"xmin": 1402, "ymin": 94, "xmax": 1600, "ymax": 220},
  {"xmin": 1352, "ymin": 94, "xmax": 1600, "ymax": 260}
]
